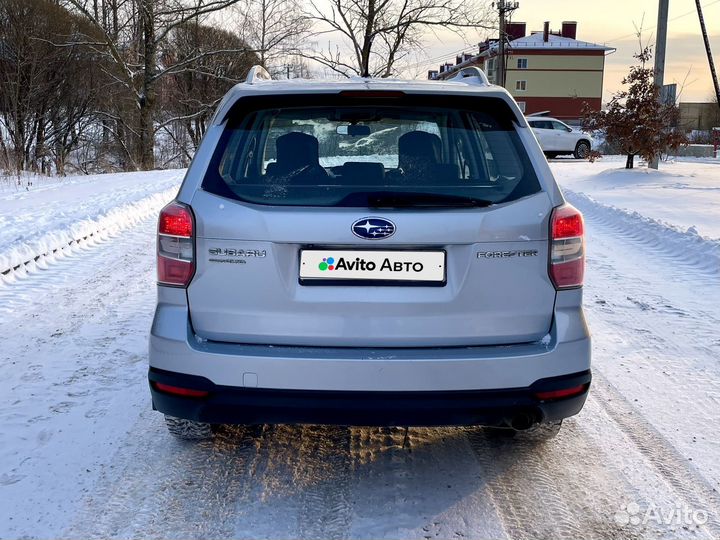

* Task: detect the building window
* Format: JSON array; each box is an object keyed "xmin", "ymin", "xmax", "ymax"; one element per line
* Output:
[
  {"xmin": 515, "ymin": 80, "xmax": 527, "ymax": 91},
  {"xmin": 517, "ymin": 101, "xmax": 526, "ymax": 113},
  {"xmin": 517, "ymin": 58, "xmax": 528, "ymax": 69}
]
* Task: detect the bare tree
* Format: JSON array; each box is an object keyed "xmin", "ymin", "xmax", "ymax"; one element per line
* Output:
[
  {"xmin": 235, "ymin": 0, "xmax": 309, "ymax": 71},
  {"xmin": 159, "ymin": 21, "xmax": 258, "ymax": 159},
  {"xmin": 304, "ymin": 0, "xmax": 494, "ymax": 78},
  {"xmin": 0, "ymin": 0, "xmax": 102, "ymax": 174},
  {"xmin": 63, "ymin": 0, "xmax": 255, "ymax": 169}
]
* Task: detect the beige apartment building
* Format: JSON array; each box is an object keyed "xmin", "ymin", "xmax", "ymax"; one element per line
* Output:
[{"xmin": 430, "ymin": 22, "xmax": 615, "ymax": 123}]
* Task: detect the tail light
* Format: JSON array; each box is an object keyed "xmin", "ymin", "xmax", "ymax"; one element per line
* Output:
[
  {"xmin": 157, "ymin": 202, "xmax": 195, "ymax": 287},
  {"xmin": 549, "ymin": 204, "xmax": 584, "ymax": 289}
]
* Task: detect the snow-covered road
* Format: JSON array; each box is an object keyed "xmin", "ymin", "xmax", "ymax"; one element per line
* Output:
[{"xmin": 1, "ymin": 165, "xmax": 719, "ymax": 539}]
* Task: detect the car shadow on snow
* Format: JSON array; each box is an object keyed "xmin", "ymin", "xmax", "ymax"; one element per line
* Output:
[
  {"xmin": 66, "ymin": 414, "xmax": 647, "ymax": 540},
  {"xmin": 127, "ymin": 420, "xmax": 641, "ymax": 540}
]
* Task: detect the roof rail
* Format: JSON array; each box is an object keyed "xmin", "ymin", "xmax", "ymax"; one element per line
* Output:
[
  {"xmin": 245, "ymin": 65, "xmax": 272, "ymax": 84},
  {"xmin": 448, "ymin": 66, "xmax": 490, "ymax": 86}
]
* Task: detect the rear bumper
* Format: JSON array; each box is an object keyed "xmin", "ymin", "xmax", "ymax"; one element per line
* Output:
[
  {"xmin": 149, "ymin": 288, "xmax": 590, "ymax": 393},
  {"xmin": 149, "ymin": 367, "xmax": 590, "ymax": 427},
  {"xmin": 148, "ymin": 287, "xmax": 591, "ymax": 425}
]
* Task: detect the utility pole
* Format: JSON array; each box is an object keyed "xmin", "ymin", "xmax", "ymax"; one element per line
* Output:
[
  {"xmin": 649, "ymin": 0, "xmax": 669, "ymax": 170},
  {"xmin": 498, "ymin": 3, "xmax": 506, "ymax": 87},
  {"xmin": 494, "ymin": 1, "xmax": 519, "ymax": 88},
  {"xmin": 695, "ymin": 0, "xmax": 720, "ymax": 108}
]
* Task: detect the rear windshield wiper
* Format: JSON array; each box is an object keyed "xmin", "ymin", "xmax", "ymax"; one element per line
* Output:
[{"xmin": 367, "ymin": 191, "xmax": 493, "ymax": 208}]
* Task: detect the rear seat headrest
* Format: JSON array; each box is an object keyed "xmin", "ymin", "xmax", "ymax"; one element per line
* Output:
[
  {"xmin": 341, "ymin": 162, "xmax": 385, "ymax": 186},
  {"xmin": 274, "ymin": 132, "xmax": 320, "ymax": 172},
  {"xmin": 398, "ymin": 131, "xmax": 441, "ymax": 170}
]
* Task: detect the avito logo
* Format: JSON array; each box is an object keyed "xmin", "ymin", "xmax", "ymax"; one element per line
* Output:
[
  {"xmin": 318, "ymin": 257, "xmax": 336, "ymax": 271},
  {"xmin": 318, "ymin": 256, "xmax": 424, "ymax": 273},
  {"xmin": 319, "ymin": 256, "xmax": 377, "ymax": 271}
]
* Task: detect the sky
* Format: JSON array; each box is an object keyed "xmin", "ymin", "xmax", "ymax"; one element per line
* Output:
[{"xmin": 407, "ymin": 0, "xmax": 720, "ymax": 103}]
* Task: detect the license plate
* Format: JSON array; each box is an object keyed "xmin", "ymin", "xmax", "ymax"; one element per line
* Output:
[{"xmin": 299, "ymin": 250, "xmax": 445, "ymax": 284}]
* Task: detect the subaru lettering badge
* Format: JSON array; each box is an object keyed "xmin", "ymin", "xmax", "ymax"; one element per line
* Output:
[{"xmin": 352, "ymin": 217, "xmax": 396, "ymax": 240}]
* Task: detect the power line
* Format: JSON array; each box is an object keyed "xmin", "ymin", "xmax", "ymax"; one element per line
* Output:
[
  {"xmin": 407, "ymin": 45, "xmax": 479, "ymax": 71},
  {"xmin": 604, "ymin": 0, "xmax": 720, "ymax": 44},
  {"xmin": 410, "ymin": 0, "xmax": 720, "ymax": 73}
]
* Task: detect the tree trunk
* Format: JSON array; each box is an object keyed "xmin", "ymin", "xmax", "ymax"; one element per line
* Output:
[
  {"xmin": 359, "ymin": 0, "xmax": 375, "ymax": 77},
  {"xmin": 0, "ymin": 133, "xmax": 9, "ymax": 170},
  {"xmin": 55, "ymin": 140, "xmax": 66, "ymax": 176},
  {"xmin": 185, "ymin": 119, "xmax": 197, "ymax": 149},
  {"xmin": 625, "ymin": 154, "xmax": 634, "ymax": 169},
  {"xmin": 138, "ymin": 0, "xmax": 156, "ymax": 170},
  {"xmin": 115, "ymin": 117, "xmax": 128, "ymax": 170},
  {"xmin": 102, "ymin": 118, "xmax": 110, "ymax": 145},
  {"xmin": 35, "ymin": 113, "xmax": 47, "ymax": 174},
  {"xmin": 138, "ymin": 95, "xmax": 155, "ymax": 170}
]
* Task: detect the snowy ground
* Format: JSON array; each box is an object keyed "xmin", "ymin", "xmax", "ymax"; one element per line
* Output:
[
  {"xmin": 0, "ymin": 170, "xmax": 183, "ymax": 279},
  {"xmin": 1, "ymin": 162, "xmax": 719, "ymax": 539},
  {"xmin": 552, "ymin": 156, "xmax": 720, "ymax": 240}
]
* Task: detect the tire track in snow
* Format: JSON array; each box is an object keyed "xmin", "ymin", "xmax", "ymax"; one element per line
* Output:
[
  {"xmin": 590, "ymin": 374, "xmax": 720, "ymax": 538},
  {"xmin": 1, "ymin": 217, "xmax": 163, "ymax": 537},
  {"xmin": 575, "ymin": 187, "xmax": 720, "ymax": 537},
  {"xmin": 579, "ymin": 196, "xmax": 720, "ymax": 488},
  {"xmin": 564, "ymin": 189, "xmax": 720, "ymax": 276},
  {"xmin": 465, "ymin": 429, "xmax": 587, "ymax": 540},
  {"xmin": 346, "ymin": 427, "xmax": 506, "ymax": 539},
  {"xmin": 464, "ymin": 406, "xmax": 713, "ymax": 540},
  {"xmin": 66, "ymin": 423, "xmax": 265, "ymax": 539},
  {"xmin": 296, "ymin": 426, "xmax": 353, "ymax": 540},
  {"xmin": 347, "ymin": 428, "xmax": 417, "ymax": 538}
]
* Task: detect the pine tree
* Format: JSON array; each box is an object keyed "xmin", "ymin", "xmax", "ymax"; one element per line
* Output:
[{"xmin": 582, "ymin": 47, "xmax": 686, "ymax": 169}]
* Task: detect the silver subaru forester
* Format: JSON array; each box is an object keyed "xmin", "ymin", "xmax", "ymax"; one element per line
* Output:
[{"xmin": 149, "ymin": 66, "xmax": 591, "ymax": 441}]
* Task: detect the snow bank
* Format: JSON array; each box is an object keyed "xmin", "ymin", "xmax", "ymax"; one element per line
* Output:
[
  {"xmin": 564, "ymin": 189, "xmax": 720, "ymax": 275},
  {"xmin": 0, "ymin": 170, "xmax": 183, "ymax": 282},
  {"xmin": 1, "ymin": 188, "xmax": 178, "ymax": 281},
  {"xmin": 551, "ymin": 158, "xmax": 720, "ymax": 240}
]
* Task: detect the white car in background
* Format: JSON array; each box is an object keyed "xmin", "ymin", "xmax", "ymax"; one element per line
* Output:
[{"xmin": 527, "ymin": 116, "xmax": 592, "ymax": 160}]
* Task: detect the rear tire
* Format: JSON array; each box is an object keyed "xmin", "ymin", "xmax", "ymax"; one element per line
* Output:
[
  {"xmin": 574, "ymin": 140, "xmax": 591, "ymax": 159},
  {"xmin": 164, "ymin": 415, "xmax": 214, "ymax": 440}
]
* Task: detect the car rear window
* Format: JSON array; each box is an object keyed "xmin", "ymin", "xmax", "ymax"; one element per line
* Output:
[{"xmin": 202, "ymin": 94, "xmax": 541, "ymax": 207}]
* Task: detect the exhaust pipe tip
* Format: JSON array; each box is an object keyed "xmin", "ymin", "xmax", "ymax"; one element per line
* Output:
[{"xmin": 510, "ymin": 412, "xmax": 538, "ymax": 431}]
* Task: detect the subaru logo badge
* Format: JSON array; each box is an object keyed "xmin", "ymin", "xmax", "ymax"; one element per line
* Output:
[{"xmin": 352, "ymin": 217, "xmax": 396, "ymax": 240}]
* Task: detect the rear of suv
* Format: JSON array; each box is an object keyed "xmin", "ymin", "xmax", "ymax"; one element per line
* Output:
[{"xmin": 149, "ymin": 66, "xmax": 591, "ymax": 440}]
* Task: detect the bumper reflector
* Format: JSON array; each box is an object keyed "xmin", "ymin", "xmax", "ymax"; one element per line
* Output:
[
  {"xmin": 534, "ymin": 383, "xmax": 589, "ymax": 401},
  {"xmin": 153, "ymin": 382, "xmax": 209, "ymax": 398}
]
